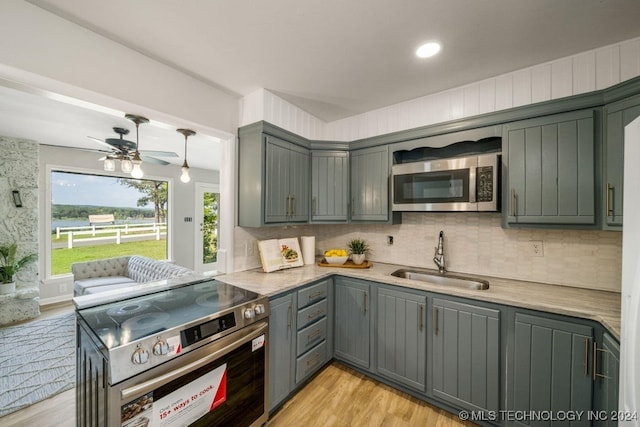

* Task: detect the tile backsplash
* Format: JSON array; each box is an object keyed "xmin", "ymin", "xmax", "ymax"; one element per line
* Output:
[{"xmin": 234, "ymin": 212, "xmax": 622, "ymax": 292}]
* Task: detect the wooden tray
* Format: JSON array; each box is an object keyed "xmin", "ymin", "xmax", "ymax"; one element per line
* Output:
[{"xmin": 317, "ymin": 259, "xmax": 373, "ymax": 269}]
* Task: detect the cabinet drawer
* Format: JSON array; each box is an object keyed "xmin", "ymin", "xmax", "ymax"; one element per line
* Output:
[
  {"xmin": 296, "ymin": 317, "xmax": 327, "ymax": 356},
  {"xmin": 297, "ymin": 280, "xmax": 328, "ymax": 309},
  {"xmin": 297, "ymin": 299, "xmax": 328, "ymax": 330},
  {"xmin": 295, "ymin": 340, "xmax": 327, "ymax": 384}
]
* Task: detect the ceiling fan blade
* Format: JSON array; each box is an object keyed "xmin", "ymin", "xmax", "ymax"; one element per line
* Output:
[
  {"xmin": 88, "ymin": 136, "xmax": 120, "ymax": 151},
  {"xmin": 140, "ymin": 155, "xmax": 170, "ymax": 165},
  {"xmin": 139, "ymin": 150, "xmax": 179, "ymax": 157}
]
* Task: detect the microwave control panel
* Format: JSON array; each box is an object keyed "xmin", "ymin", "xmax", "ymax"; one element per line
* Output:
[{"xmin": 476, "ymin": 166, "xmax": 494, "ymax": 202}]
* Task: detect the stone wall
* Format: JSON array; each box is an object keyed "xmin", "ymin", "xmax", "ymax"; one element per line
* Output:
[{"xmin": 0, "ymin": 136, "xmax": 40, "ymax": 325}]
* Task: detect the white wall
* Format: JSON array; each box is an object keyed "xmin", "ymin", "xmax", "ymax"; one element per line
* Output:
[
  {"xmin": 38, "ymin": 144, "xmax": 219, "ymax": 303},
  {"xmin": 0, "ymin": 0, "xmax": 239, "ymax": 135},
  {"xmin": 240, "ymin": 36, "xmax": 640, "ymax": 141}
]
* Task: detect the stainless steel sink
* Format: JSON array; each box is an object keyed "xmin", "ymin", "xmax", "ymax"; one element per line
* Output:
[{"xmin": 390, "ymin": 268, "xmax": 490, "ymax": 290}]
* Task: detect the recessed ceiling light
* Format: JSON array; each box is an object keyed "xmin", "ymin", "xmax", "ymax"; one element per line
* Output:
[{"xmin": 416, "ymin": 42, "xmax": 441, "ymax": 58}]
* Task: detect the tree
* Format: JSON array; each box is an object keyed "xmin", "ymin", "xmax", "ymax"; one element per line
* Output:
[
  {"xmin": 202, "ymin": 192, "xmax": 218, "ymax": 263},
  {"xmin": 117, "ymin": 179, "xmax": 168, "ymax": 223}
]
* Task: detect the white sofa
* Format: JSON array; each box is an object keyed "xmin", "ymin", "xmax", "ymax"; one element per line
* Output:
[{"xmin": 72, "ymin": 255, "xmax": 194, "ymax": 296}]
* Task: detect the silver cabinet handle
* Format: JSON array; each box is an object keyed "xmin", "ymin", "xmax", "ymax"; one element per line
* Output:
[
  {"xmin": 419, "ymin": 304, "xmax": 424, "ymax": 332},
  {"xmin": 307, "ymin": 328, "xmax": 323, "ymax": 342},
  {"xmin": 511, "ymin": 189, "xmax": 517, "ymax": 217},
  {"xmin": 593, "ymin": 341, "xmax": 610, "ymax": 380},
  {"xmin": 287, "ymin": 304, "xmax": 292, "ymax": 331},
  {"xmin": 584, "ymin": 338, "xmax": 589, "ymax": 376},
  {"xmin": 363, "ymin": 291, "xmax": 367, "ymax": 315},
  {"xmin": 291, "ymin": 194, "xmax": 296, "ymax": 216},
  {"xmin": 606, "ymin": 183, "xmax": 614, "ymax": 217},
  {"xmin": 312, "ymin": 197, "xmax": 316, "ymax": 215}
]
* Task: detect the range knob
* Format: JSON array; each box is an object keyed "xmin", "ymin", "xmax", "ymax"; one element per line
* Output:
[
  {"xmin": 244, "ymin": 307, "xmax": 256, "ymax": 319},
  {"xmin": 153, "ymin": 339, "xmax": 170, "ymax": 356},
  {"xmin": 254, "ymin": 304, "xmax": 266, "ymax": 315},
  {"xmin": 131, "ymin": 346, "xmax": 150, "ymax": 364}
]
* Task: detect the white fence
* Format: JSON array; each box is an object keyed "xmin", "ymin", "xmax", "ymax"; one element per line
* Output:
[{"xmin": 55, "ymin": 222, "xmax": 167, "ymax": 248}]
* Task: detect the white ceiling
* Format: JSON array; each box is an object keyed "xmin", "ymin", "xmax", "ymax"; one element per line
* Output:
[{"xmin": 2, "ymin": 0, "xmax": 640, "ymax": 172}]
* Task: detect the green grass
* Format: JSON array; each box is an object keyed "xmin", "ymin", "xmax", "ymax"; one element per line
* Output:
[{"xmin": 51, "ymin": 240, "xmax": 167, "ymax": 276}]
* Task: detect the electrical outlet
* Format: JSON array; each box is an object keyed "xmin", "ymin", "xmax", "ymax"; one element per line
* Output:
[
  {"xmin": 58, "ymin": 283, "xmax": 68, "ymax": 293},
  {"xmin": 525, "ymin": 240, "xmax": 544, "ymax": 257}
]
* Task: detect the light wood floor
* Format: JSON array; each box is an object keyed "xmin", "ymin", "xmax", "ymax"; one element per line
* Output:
[
  {"xmin": 1, "ymin": 303, "xmax": 476, "ymax": 427},
  {"xmin": 268, "ymin": 363, "xmax": 476, "ymax": 427}
]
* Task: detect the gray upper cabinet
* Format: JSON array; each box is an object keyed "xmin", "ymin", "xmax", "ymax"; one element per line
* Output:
[
  {"xmin": 238, "ymin": 123, "xmax": 310, "ymax": 227},
  {"xmin": 432, "ymin": 298, "xmax": 500, "ymax": 414},
  {"xmin": 311, "ymin": 151, "xmax": 349, "ymax": 222},
  {"xmin": 265, "ymin": 136, "xmax": 309, "ymax": 223},
  {"xmin": 377, "ymin": 286, "xmax": 427, "ymax": 392},
  {"xmin": 350, "ymin": 145, "xmax": 390, "ymax": 222},
  {"xmin": 503, "ymin": 109, "xmax": 597, "ymax": 226},
  {"xmin": 603, "ymin": 95, "xmax": 640, "ymax": 229},
  {"xmin": 334, "ymin": 277, "xmax": 371, "ymax": 370},
  {"xmin": 510, "ymin": 312, "xmax": 593, "ymax": 426}
]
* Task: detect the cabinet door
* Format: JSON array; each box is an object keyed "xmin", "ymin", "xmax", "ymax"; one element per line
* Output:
[
  {"xmin": 351, "ymin": 145, "xmax": 390, "ymax": 221},
  {"xmin": 265, "ymin": 137, "xmax": 292, "ymax": 223},
  {"xmin": 504, "ymin": 110, "xmax": 596, "ymax": 226},
  {"xmin": 268, "ymin": 293, "xmax": 295, "ymax": 411},
  {"xmin": 288, "ymin": 145, "xmax": 310, "ymax": 222},
  {"xmin": 511, "ymin": 313, "xmax": 593, "ymax": 426},
  {"xmin": 594, "ymin": 333, "xmax": 620, "ymax": 427},
  {"xmin": 311, "ymin": 151, "xmax": 349, "ymax": 222},
  {"xmin": 334, "ymin": 277, "xmax": 371, "ymax": 369},
  {"xmin": 377, "ymin": 287, "xmax": 427, "ymax": 391},
  {"xmin": 432, "ymin": 298, "xmax": 500, "ymax": 413},
  {"xmin": 604, "ymin": 98, "xmax": 640, "ymax": 228}
]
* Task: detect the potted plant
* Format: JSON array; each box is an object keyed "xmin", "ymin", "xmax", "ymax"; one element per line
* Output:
[
  {"xmin": 347, "ymin": 238, "xmax": 370, "ymax": 265},
  {"xmin": 0, "ymin": 242, "xmax": 37, "ymax": 294}
]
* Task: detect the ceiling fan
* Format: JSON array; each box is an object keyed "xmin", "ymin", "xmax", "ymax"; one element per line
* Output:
[{"xmin": 87, "ymin": 114, "xmax": 178, "ymax": 176}]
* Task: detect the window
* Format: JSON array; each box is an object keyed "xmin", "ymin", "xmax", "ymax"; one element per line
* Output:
[{"xmin": 50, "ymin": 170, "xmax": 169, "ymax": 276}]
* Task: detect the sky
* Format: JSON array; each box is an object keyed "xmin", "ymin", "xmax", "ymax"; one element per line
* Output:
[{"xmin": 51, "ymin": 171, "xmax": 157, "ymax": 208}]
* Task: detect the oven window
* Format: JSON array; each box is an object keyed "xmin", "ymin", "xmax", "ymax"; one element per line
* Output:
[
  {"xmin": 394, "ymin": 169, "xmax": 470, "ymax": 204},
  {"xmin": 122, "ymin": 338, "xmax": 265, "ymax": 427}
]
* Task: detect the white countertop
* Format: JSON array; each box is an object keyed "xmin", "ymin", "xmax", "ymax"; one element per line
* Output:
[{"xmin": 216, "ymin": 261, "xmax": 621, "ymax": 339}]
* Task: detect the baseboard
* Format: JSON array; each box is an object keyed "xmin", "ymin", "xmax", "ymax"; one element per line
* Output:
[{"xmin": 40, "ymin": 295, "xmax": 73, "ymax": 307}]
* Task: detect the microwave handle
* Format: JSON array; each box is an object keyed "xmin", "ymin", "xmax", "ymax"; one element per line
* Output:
[{"xmin": 469, "ymin": 167, "xmax": 477, "ymax": 203}]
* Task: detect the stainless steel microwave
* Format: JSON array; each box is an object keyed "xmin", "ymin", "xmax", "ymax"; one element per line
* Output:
[{"xmin": 391, "ymin": 153, "xmax": 500, "ymax": 212}]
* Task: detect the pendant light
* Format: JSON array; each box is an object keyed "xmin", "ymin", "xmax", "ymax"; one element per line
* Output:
[
  {"xmin": 177, "ymin": 128, "xmax": 195, "ymax": 183},
  {"xmin": 125, "ymin": 114, "xmax": 149, "ymax": 179},
  {"xmin": 103, "ymin": 155, "xmax": 116, "ymax": 172}
]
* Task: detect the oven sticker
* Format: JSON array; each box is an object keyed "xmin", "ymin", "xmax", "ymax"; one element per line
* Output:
[
  {"xmin": 151, "ymin": 363, "xmax": 227, "ymax": 426},
  {"xmin": 252, "ymin": 334, "xmax": 265, "ymax": 352},
  {"xmin": 166, "ymin": 335, "xmax": 181, "ymax": 357}
]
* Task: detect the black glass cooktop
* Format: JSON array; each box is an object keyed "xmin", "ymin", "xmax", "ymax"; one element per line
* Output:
[{"xmin": 77, "ymin": 279, "xmax": 259, "ymax": 349}]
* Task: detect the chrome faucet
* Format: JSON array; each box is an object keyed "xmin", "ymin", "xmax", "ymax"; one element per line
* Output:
[{"xmin": 433, "ymin": 230, "xmax": 446, "ymax": 274}]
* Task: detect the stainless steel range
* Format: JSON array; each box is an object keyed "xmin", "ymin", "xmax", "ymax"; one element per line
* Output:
[{"xmin": 75, "ymin": 278, "xmax": 269, "ymax": 427}]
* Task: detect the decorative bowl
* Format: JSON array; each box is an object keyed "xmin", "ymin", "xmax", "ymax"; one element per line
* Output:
[{"xmin": 324, "ymin": 256, "xmax": 348, "ymax": 265}]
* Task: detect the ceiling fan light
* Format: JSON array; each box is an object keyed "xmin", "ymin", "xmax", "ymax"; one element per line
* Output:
[
  {"xmin": 131, "ymin": 163, "xmax": 144, "ymax": 179},
  {"xmin": 103, "ymin": 157, "xmax": 116, "ymax": 172},
  {"xmin": 121, "ymin": 158, "xmax": 133, "ymax": 173}
]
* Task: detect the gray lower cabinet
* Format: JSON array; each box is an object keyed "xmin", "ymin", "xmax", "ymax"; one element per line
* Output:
[
  {"xmin": 311, "ymin": 151, "xmax": 349, "ymax": 222},
  {"xmin": 432, "ymin": 298, "xmax": 501, "ymax": 414},
  {"xmin": 350, "ymin": 145, "xmax": 390, "ymax": 222},
  {"xmin": 593, "ymin": 332, "xmax": 620, "ymax": 427},
  {"xmin": 268, "ymin": 292, "xmax": 296, "ymax": 412},
  {"xmin": 294, "ymin": 279, "xmax": 332, "ymax": 384},
  {"xmin": 603, "ymin": 94, "xmax": 640, "ymax": 229},
  {"xmin": 334, "ymin": 277, "xmax": 371, "ymax": 369},
  {"xmin": 376, "ymin": 286, "xmax": 427, "ymax": 392},
  {"xmin": 510, "ymin": 312, "xmax": 593, "ymax": 426},
  {"xmin": 503, "ymin": 109, "xmax": 597, "ymax": 226}
]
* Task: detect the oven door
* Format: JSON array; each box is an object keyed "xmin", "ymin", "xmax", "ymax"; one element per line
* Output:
[
  {"xmin": 392, "ymin": 156, "xmax": 478, "ymax": 211},
  {"xmin": 111, "ymin": 321, "xmax": 268, "ymax": 427}
]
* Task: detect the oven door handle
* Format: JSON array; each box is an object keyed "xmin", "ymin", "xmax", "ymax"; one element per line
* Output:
[{"xmin": 121, "ymin": 321, "xmax": 268, "ymax": 401}]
